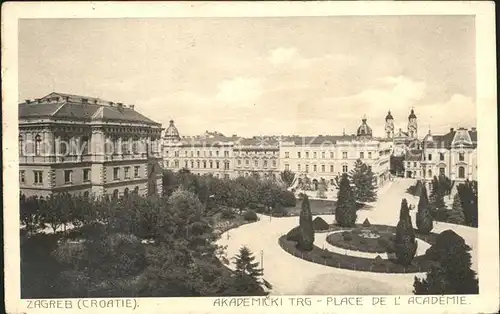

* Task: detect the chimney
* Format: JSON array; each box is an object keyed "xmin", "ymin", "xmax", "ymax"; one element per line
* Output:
[
  {"xmin": 25, "ymin": 99, "xmax": 31, "ymax": 104},
  {"xmin": 35, "ymin": 98, "xmax": 41, "ymax": 103},
  {"xmin": 129, "ymin": 105, "xmax": 135, "ymax": 110},
  {"xmin": 450, "ymin": 128, "xmax": 454, "ymax": 132},
  {"xmin": 93, "ymin": 99, "xmax": 98, "ymax": 104},
  {"xmin": 471, "ymin": 127, "xmax": 476, "ymax": 131}
]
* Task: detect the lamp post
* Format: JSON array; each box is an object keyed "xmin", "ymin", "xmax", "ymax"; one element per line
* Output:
[{"xmin": 260, "ymin": 250, "xmax": 264, "ymax": 275}]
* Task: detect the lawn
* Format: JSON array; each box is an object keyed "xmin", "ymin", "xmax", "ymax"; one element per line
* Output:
[{"xmin": 286, "ymin": 199, "xmax": 369, "ymax": 216}]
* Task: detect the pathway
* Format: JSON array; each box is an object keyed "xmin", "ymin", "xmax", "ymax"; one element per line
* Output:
[{"xmin": 218, "ymin": 178, "xmax": 478, "ymax": 295}]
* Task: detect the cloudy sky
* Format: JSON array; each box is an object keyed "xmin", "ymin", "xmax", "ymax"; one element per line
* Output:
[{"xmin": 19, "ymin": 16, "xmax": 476, "ymax": 137}]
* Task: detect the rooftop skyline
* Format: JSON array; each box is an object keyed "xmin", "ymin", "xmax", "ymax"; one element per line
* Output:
[{"xmin": 19, "ymin": 16, "xmax": 476, "ymax": 137}]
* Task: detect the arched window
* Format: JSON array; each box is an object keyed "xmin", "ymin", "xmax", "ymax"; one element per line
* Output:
[
  {"xmin": 203, "ymin": 161, "xmax": 207, "ymax": 168},
  {"xmin": 458, "ymin": 166, "xmax": 465, "ymax": 179},
  {"xmin": 35, "ymin": 134, "xmax": 42, "ymax": 156},
  {"xmin": 19, "ymin": 135, "xmax": 24, "ymax": 156}
]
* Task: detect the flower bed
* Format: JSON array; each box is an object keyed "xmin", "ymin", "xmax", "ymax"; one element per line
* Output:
[
  {"xmin": 326, "ymin": 229, "xmax": 395, "ymax": 254},
  {"xmin": 278, "ymin": 224, "xmax": 441, "ymax": 274}
]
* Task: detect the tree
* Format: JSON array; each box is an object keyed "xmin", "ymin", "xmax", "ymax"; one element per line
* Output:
[
  {"xmin": 394, "ymin": 199, "xmax": 417, "ymax": 266},
  {"xmin": 457, "ymin": 180, "xmax": 478, "ymax": 227},
  {"xmin": 298, "ymin": 195, "xmax": 314, "ymax": 251},
  {"xmin": 20, "ymin": 195, "xmax": 44, "ymax": 234},
  {"xmin": 414, "ymin": 230, "xmax": 478, "ymax": 294},
  {"xmin": 416, "ymin": 184, "xmax": 433, "ymax": 234},
  {"xmin": 280, "ymin": 170, "xmax": 295, "ymax": 188},
  {"xmin": 430, "ymin": 176, "xmax": 446, "ymax": 220},
  {"xmin": 316, "ymin": 178, "xmax": 327, "ymax": 199},
  {"xmin": 335, "ymin": 173, "xmax": 357, "ymax": 227},
  {"xmin": 233, "ymin": 246, "xmax": 263, "ymax": 282},
  {"xmin": 349, "ymin": 159, "xmax": 377, "ymax": 202},
  {"xmin": 447, "ymin": 193, "xmax": 465, "ymax": 224}
]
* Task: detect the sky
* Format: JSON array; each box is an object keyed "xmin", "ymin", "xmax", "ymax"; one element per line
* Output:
[{"xmin": 18, "ymin": 16, "xmax": 476, "ymax": 138}]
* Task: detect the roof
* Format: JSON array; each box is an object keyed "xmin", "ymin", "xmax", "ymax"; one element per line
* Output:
[
  {"xmin": 424, "ymin": 128, "xmax": 477, "ymax": 149},
  {"xmin": 19, "ymin": 92, "xmax": 160, "ymax": 126}
]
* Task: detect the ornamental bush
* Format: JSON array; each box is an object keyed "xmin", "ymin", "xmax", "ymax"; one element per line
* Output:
[
  {"xmin": 416, "ymin": 185, "xmax": 434, "ymax": 234},
  {"xmin": 362, "ymin": 218, "xmax": 371, "ymax": 227},
  {"xmin": 243, "ymin": 210, "xmax": 258, "ymax": 222},
  {"xmin": 221, "ymin": 208, "xmax": 236, "ymax": 220},
  {"xmin": 312, "ymin": 217, "xmax": 329, "ymax": 231},
  {"xmin": 394, "ymin": 199, "xmax": 418, "ymax": 266},
  {"xmin": 298, "ymin": 195, "xmax": 314, "ymax": 251},
  {"xmin": 335, "ymin": 173, "xmax": 357, "ymax": 227},
  {"xmin": 286, "ymin": 226, "xmax": 301, "ymax": 242}
]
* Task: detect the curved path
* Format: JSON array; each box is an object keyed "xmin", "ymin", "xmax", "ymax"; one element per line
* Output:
[{"xmin": 218, "ymin": 178, "xmax": 478, "ymax": 295}]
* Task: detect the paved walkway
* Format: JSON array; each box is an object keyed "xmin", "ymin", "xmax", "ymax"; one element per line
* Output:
[{"xmin": 218, "ymin": 178, "xmax": 478, "ymax": 295}]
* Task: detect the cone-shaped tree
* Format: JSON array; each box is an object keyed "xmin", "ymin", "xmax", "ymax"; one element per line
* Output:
[
  {"xmin": 394, "ymin": 198, "xmax": 418, "ymax": 266},
  {"xmin": 414, "ymin": 230, "xmax": 478, "ymax": 294},
  {"xmin": 430, "ymin": 176, "xmax": 447, "ymax": 220},
  {"xmin": 335, "ymin": 173, "xmax": 357, "ymax": 227},
  {"xmin": 298, "ymin": 195, "xmax": 314, "ymax": 251},
  {"xmin": 233, "ymin": 246, "xmax": 263, "ymax": 282},
  {"xmin": 349, "ymin": 159, "xmax": 377, "ymax": 202},
  {"xmin": 416, "ymin": 184, "xmax": 433, "ymax": 234},
  {"xmin": 447, "ymin": 193, "xmax": 466, "ymax": 224},
  {"xmin": 457, "ymin": 180, "xmax": 478, "ymax": 227}
]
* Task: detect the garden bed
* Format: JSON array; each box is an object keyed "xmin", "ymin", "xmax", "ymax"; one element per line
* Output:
[{"xmin": 326, "ymin": 229, "xmax": 395, "ymax": 254}]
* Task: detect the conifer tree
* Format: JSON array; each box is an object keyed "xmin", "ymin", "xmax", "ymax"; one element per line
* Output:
[
  {"xmin": 233, "ymin": 246, "xmax": 263, "ymax": 283},
  {"xmin": 349, "ymin": 159, "xmax": 377, "ymax": 202},
  {"xmin": 416, "ymin": 184, "xmax": 433, "ymax": 234},
  {"xmin": 335, "ymin": 173, "xmax": 357, "ymax": 227},
  {"xmin": 447, "ymin": 193, "xmax": 465, "ymax": 224},
  {"xmin": 298, "ymin": 194, "xmax": 314, "ymax": 251},
  {"xmin": 394, "ymin": 198, "xmax": 418, "ymax": 266}
]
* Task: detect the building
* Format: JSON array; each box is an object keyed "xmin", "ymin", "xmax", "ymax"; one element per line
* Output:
[
  {"xmin": 162, "ymin": 121, "xmax": 279, "ymax": 179},
  {"xmin": 280, "ymin": 117, "xmax": 393, "ymax": 190},
  {"xmin": 386, "ymin": 109, "xmax": 421, "ymax": 156},
  {"xmin": 421, "ymin": 127, "xmax": 478, "ymax": 182},
  {"xmin": 404, "ymin": 149, "xmax": 423, "ymax": 179},
  {"xmin": 18, "ymin": 92, "xmax": 163, "ymax": 198}
]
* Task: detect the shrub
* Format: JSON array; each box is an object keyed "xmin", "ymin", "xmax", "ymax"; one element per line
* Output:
[
  {"xmin": 394, "ymin": 199, "xmax": 418, "ymax": 266},
  {"xmin": 373, "ymin": 255, "xmax": 384, "ymax": 265},
  {"xmin": 298, "ymin": 195, "xmax": 314, "ymax": 251},
  {"xmin": 343, "ymin": 233, "xmax": 353, "ymax": 241},
  {"xmin": 221, "ymin": 208, "xmax": 236, "ymax": 219},
  {"xmin": 312, "ymin": 217, "xmax": 329, "ymax": 231},
  {"xmin": 286, "ymin": 226, "xmax": 301, "ymax": 242},
  {"xmin": 52, "ymin": 239, "xmax": 88, "ymax": 270},
  {"xmin": 362, "ymin": 218, "xmax": 371, "ymax": 227},
  {"xmin": 279, "ymin": 190, "xmax": 296, "ymax": 207},
  {"xmin": 243, "ymin": 210, "xmax": 258, "ymax": 222},
  {"xmin": 272, "ymin": 204, "xmax": 288, "ymax": 217}
]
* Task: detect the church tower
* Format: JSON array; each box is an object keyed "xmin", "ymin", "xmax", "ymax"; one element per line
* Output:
[
  {"xmin": 408, "ymin": 109, "xmax": 418, "ymax": 139},
  {"xmin": 385, "ymin": 110, "xmax": 394, "ymax": 139}
]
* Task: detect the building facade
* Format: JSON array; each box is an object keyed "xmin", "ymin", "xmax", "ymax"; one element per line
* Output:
[
  {"xmin": 421, "ymin": 127, "xmax": 478, "ymax": 182},
  {"xmin": 386, "ymin": 109, "xmax": 421, "ymax": 156},
  {"xmin": 19, "ymin": 92, "xmax": 163, "ymax": 198}
]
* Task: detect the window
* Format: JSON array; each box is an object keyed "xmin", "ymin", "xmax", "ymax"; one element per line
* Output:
[
  {"xmin": 285, "ymin": 164, "xmax": 289, "ymax": 171},
  {"xmin": 360, "ymin": 152, "xmax": 364, "ymax": 159},
  {"xmin": 368, "ymin": 152, "xmax": 372, "ymax": 159},
  {"xmin": 124, "ymin": 167, "xmax": 130, "ymax": 179},
  {"xmin": 439, "ymin": 153, "xmax": 445, "ymax": 161},
  {"xmin": 112, "ymin": 189, "xmax": 119, "ymax": 199},
  {"xmin": 191, "ymin": 161, "xmax": 194, "ymax": 168},
  {"xmin": 330, "ymin": 165, "xmax": 334, "ymax": 172},
  {"xmin": 313, "ymin": 152, "xmax": 317, "ymax": 159},
  {"xmin": 342, "ymin": 165, "xmax": 348, "ymax": 173},
  {"xmin": 237, "ymin": 159, "xmax": 241, "ymax": 166},
  {"xmin": 322, "ymin": 152, "xmax": 325, "ymax": 159},
  {"xmin": 439, "ymin": 167, "xmax": 445, "ymax": 176},
  {"xmin": 190, "ymin": 151, "xmax": 194, "ymax": 157},
  {"xmin": 35, "ymin": 134, "xmax": 42, "ymax": 156},
  {"xmin": 458, "ymin": 166, "xmax": 465, "ymax": 178},
  {"xmin": 297, "ymin": 152, "xmax": 301, "ymax": 158},
  {"xmin": 330, "ymin": 152, "xmax": 334, "ymax": 158},
  {"xmin": 428, "ymin": 154, "xmax": 432, "ymax": 161},
  {"xmin": 272, "ymin": 160, "xmax": 277, "ymax": 167},
  {"xmin": 20, "ymin": 170, "xmax": 25, "ymax": 183},
  {"xmin": 64, "ymin": 170, "xmax": 73, "ymax": 183},
  {"xmin": 197, "ymin": 151, "xmax": 200, "ymax": 157},
  {"xmin": 305, "ymin": 165, "xmax": 309, "ymax": 173},
  {"xmin": 428, "ymin": 169, "xmax": 432, "ymax": 177},
  {"xmin": 134, "ymin": 166, "xmax": 140, "ymax": 178},
  {"xmin": 203, "ymin": 161, "xmax": 207, "ymax": 168},
  {"xmin": 459, "ymin": 153, "xmax": 465, "ymax": 161},
  {"xmin": 216, "ymin": 161, "xmax": 220, "ymax": 168},
  {"xmin": 321, "ymin": 165, "xmax": 325, "ymax": 172},
  {"xmin": 209, "ymin": 161, "xmax": 213, "ymax": 168},
  {"xmin": 224, "ymin": 161, "xmax": 230, "ymax": 170},
  {"xmin": 224, "ymin": 151, "xmax": 229, "ymax": 157},
  {"xmin": 414, "ymin": 162, "xmax": 417, "ymax": 167},
  {"xmin": 174, "ymin": 160, "xmax": 179, "ymax": 168},
  {"xmin": 246, "ymin": 159, "xmax": 249, "ymax": 165},
  {"xmin": 342, "ymin": 152, "xmax": 348, "ymax": 159},
  {"xmin": 174, "ymin": 151, "xmax": 179, "ymax": 157},
  {"xmin": 263, "ymin": 160, "xmax": 268, "ymax": 167},
  {"xmin": 216, "ymin": 151, "xmax": 219, "ymax": 157},
  {"xmin": 313, "ymin": 164, "xmax": 317, "ymax": 172},
  {"xmin": 305, "ymin": 152, "xmax": 309, "ymax": 158},
  {"xmin": 209, "ymin": 151, "xmax": 213, "ymax": 157},
  {"xmin": 298, "ymin": 164, "xmax": 301, "ymax": 172},
  {"xmin": 285, "ymin": 152, "xmax": 289, "ymax": 158},
  {"xmin": 185, "ymin": 151, "xmax": 188, "ymax": 157},
  {"xmin": 197, "ymin": 161, "xmax": 200, "ymax": 168},
  {"xmin": 34, "ymin": 171, "xmax": 43, "ymax": 184},
  {"xmin": 19, "ymin": 135, "xmax": 24, "ymax": 156},
  {"xmin": 83, "ymin": 169, "xmax": 91, "ymax": 182},
  {"xmin": 254, "ymin": 160, "xmax": 258, "ymax": 167},
  {"xmin": 113, "ymin": 167, "xmax": 120, "ymax": 180},
  {"xmin": 185, "ymin": 161, "xmax": 189, "ymax": 168}
]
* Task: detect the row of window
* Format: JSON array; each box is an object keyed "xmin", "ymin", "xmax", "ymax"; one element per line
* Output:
[
  {"xmin": 166, "ymin": 150, "xmax": 230, "ymax": 158},
  {"xmin": 112, "ymin": 166, "xmax": 142, "ymax": 181},
  {"xmin": 284, "ymin": 164, "xmax": 350, "ymax": 173},
  {"xmin": 423, "ymin": 166, "xmax": 467, "ymax": 179},
  {"xmin": 425, "ymin": 152, "xmax": 466, "ymax": 162},
  {"xmin": 236, "ymin": 159, "xmax": 277, "ymax": 168},
  {"xmin": 20, "ymin": 168, "xmax": 92, "ymax": 185},
  {"xmin": 284, "ymin": 151, "xmax": 373, "ymax": 160},
  {"xmin": 165, "ymin": 160, "xmax": 231, "ymax": 170}
]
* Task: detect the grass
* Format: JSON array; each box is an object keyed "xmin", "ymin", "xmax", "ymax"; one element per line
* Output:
[
  {"xmin": 279, "ymin": 224, "xmax": 441, "ymax": 274},
  {"xmin": 285, "ymin": 199, "xmax": 369, "ymax": 216},
  {"xmin": 326, "ymin": 229, "xmax": 395, "ymax": 254}
]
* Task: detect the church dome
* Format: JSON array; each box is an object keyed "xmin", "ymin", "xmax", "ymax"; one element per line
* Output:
[
  {"xmin": 357, "ymin": 117, "xmax": 373, "ymax": 137},
  {"xmin": 408, "ymin": 109, "xmax": 417, "ymax": 120},
  {"xmin": 385, "ymin": 110, "xmax": 394, "ymax": 121},
  {"xmin": 164, "ymin": 120, "xmax": 180, "ymax": 140}
]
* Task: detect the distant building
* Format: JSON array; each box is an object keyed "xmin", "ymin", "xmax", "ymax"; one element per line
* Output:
[
  {"xmin": 387, "ymin": 109, "xmax": 421, "ymax": 156},
  {"xmin": 18, "ymin": 92, "xmax": 163, "ymax": 198},
  {"xmin": 421, "ymin": 127, "xmax": 477, "ymax": 182},
  {"xmin": 404, "ymin": 150, "xmax": 423, "ymax": 179}
]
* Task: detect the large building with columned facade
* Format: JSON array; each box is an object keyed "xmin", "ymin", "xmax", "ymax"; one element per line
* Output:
[{"xmin": 18, "ymin": 92, "xmax": 163, "ymax": 198}]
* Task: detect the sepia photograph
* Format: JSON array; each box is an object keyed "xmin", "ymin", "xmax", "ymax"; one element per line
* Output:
[{"xmin": 3, "ymin": 2, "xmax": 498, "ymax": 314}]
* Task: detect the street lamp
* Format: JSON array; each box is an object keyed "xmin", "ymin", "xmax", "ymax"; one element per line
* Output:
[{"xmin": 260, "ymin": 250, "xmax": 264, "ymax": 274}]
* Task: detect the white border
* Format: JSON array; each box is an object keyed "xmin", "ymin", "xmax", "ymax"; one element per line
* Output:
[{"xmin": 2, "ymin": 2, "xmax": 498, "ymax": 314}]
